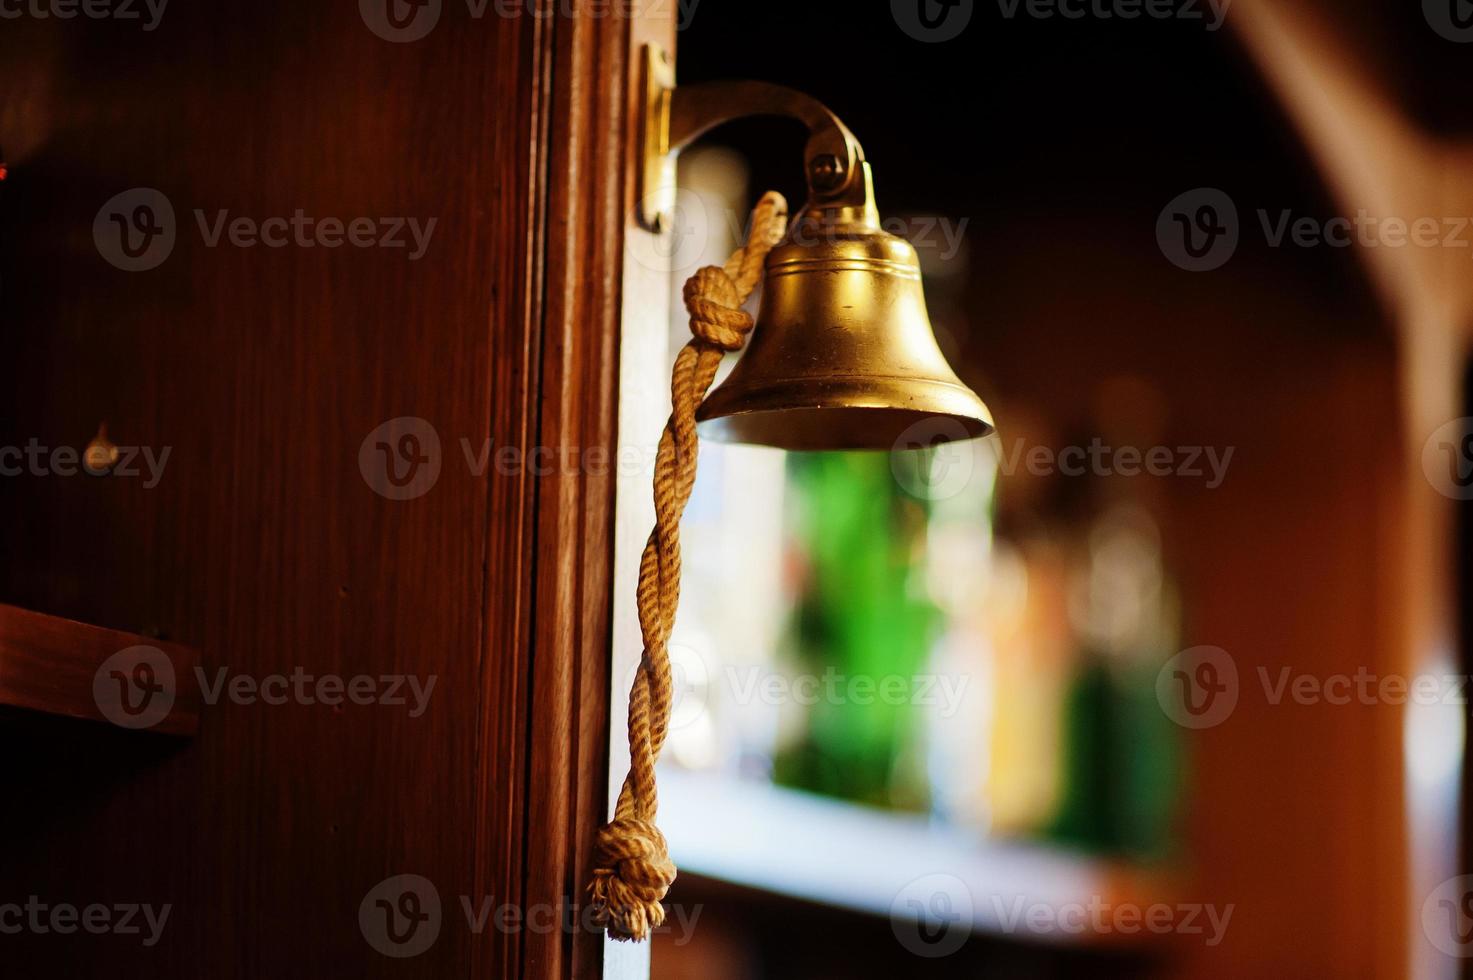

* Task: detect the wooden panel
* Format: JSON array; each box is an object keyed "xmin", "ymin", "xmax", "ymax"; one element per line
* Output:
[{"xmin": 0, "ymin": 3, "xmax": 641, "ymax": 978}]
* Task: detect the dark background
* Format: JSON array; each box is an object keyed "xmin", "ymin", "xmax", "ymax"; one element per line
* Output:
[{"xmin": 658, "ymin": 1, "xmax": 1463, "ymax": 977}]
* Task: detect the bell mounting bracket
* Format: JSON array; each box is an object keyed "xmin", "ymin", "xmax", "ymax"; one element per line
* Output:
[{"xmin": 636, "ymin": 44, "xmax": 869, "ymax": 233}]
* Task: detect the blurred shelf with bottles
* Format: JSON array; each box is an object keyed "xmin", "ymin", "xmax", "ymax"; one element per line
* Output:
[{"xmin": 652, "ymin": 148, "xmax": 1190, "ymax": 974}]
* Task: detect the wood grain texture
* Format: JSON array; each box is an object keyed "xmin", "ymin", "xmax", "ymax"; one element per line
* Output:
[
  {"xmin": 0, "ymin": 2, "xmax": 646, "ymax": 977},
  {"xmin": 0, "ymin": 603, "xmax": 200, "ymax": 735},
  {"xmin": 474, "ymin": 4, "xmax": 657, "ymax": 980},
  {"xmin": 517, "ymin": 7, "xmax": 626, "ymax": 979}
]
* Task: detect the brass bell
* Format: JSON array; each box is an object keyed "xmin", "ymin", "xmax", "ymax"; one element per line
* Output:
[
  {"xmin": 637, "ymin": 47, "xmax": 993, "ymax": 450},
  {"xmin": 696, "ymin": 165, "xmax": 994, "ymax": 451}
]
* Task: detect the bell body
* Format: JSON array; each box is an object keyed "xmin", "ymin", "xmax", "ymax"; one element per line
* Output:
[{"xmin": 696, "ymin": 204, "xmax": 994, "ymax": 451}]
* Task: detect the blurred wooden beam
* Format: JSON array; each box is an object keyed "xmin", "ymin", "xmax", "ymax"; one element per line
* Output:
[{"xmin": 1229, "ymin": 6, "xmax": 1471, "ymax": 979}]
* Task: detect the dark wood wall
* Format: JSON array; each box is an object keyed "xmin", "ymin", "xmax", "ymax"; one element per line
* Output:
[{"xmin": 0, "ymin": 3, "xmax": 635, "ymax": 977}]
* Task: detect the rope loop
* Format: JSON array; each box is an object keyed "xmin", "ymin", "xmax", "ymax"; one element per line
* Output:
[
  {"xmin": 683, "ymin": 267, "xmax": 752, "ymax": 351},
  {"xmin": 588, "ymin": 191, "xmax": 789, "ymax": 943}
]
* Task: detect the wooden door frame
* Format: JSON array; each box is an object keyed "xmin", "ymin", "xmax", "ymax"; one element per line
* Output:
[{"xmin": 476, "ymin": 4, "xmax": 674, "ymax": 977}]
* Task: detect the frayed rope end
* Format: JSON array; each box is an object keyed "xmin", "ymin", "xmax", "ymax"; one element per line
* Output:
[{"xmin": 588, "ymin": 818, "xmax": 677, "ymax": 942}]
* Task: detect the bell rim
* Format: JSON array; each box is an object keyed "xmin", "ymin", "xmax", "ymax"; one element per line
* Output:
[{"xmin": 695, "ymin": 375, "xmax": 995, "ymax": 451}]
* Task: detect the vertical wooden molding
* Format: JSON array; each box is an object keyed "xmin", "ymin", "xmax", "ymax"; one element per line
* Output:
[
  {"xmin": 523, "ymin": 2, "xmax": 629, "ymax": 977},
  {"xmin": 465, "ymin": 1, "xmax": 675, "ymax": 976},
  {"xmin": 471, "ymin": 4, "xmax": 554, "ymax": 979},
  {"xmin": 499, "ymin": 2, "xmax": 679, "ymax": 979}
]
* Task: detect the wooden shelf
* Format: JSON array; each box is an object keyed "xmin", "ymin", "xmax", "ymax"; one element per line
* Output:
[
  {"xmin": 659, "ymin": 767, "xmax": 1179, "ymax": 948},
  {"xmin": 0, "ymin": 603, "xmax": 200, "ymax": 735}
]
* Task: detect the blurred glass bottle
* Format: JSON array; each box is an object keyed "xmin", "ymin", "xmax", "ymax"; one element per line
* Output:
[
  {"xmin": 772, "ymin": 451, "xmax": 941, "ymax": 811},
  {"xmin": 1047, "ymin": 377, "xmax": 1183, "ymax": 859}
]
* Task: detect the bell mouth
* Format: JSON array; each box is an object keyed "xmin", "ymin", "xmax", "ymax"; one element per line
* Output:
[{"xmin": 696, "ymin": 377, "xmax": 994, "ymax": 451}]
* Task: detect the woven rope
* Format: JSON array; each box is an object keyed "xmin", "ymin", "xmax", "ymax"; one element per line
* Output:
[{"xmin": 590, "ymin": 191, "xmax": 789, "ymax": 942}]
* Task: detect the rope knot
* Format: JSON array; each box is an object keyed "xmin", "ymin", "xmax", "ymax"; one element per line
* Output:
[
  {"xmin": 590, "ymin": 818, "xmax": 677, "ymax": 941},
  {"xmin": 683, "ymin": 266, "xmax": 753, "ymax": 351}
]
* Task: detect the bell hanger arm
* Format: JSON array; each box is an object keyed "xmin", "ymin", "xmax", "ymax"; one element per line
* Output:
[
  {"xmin": 668, "ymin": 81, "xmax": 866, "ymax": 202},
  {"xmin": 637, "ymin": 44, "xmax": 870, "ymax": 231}
]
